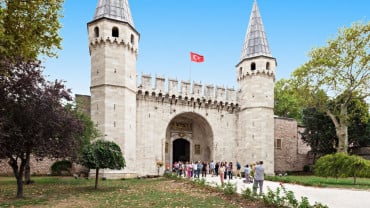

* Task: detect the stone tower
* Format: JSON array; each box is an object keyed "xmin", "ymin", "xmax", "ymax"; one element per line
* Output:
[
  {"xmin": 87, "ymin": 0, "xmax": 139, "ymax": 177},
  {"xmin": 236, "ymin": 0, "xmax": 276, "ymax": 175}
]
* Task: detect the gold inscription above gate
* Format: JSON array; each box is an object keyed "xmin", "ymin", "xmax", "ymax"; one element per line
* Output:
[{"xmin": 170, "ymin": 122, "xmax": 192, "ymax": 132}]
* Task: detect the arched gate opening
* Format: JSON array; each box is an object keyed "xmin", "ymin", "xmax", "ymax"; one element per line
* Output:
[
  {"xmin": 165, "ymin": 112, "xmax": 213, "ymax": 166},
  {"xmin": 172, "ymin": 138, "xmax": 190, "ymax": 162}
]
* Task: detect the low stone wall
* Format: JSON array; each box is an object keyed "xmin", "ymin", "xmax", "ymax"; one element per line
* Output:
[
  {"xmin": 352, "ymin": 146, "xmax": 370, "ymax": 160},
  {"xmin": 0, "ymin": 156, "xmax": 87, "ymax": 176}
]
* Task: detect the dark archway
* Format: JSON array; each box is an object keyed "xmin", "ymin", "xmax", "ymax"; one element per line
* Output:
[{"xmin": 173, "ymin": 139, "xmax": 190, "ymax": 162}]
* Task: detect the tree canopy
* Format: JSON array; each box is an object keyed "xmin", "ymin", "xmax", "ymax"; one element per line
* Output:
[
  {"xmin": 0, "ymin": 58, "xmax": 84, "ymax": 198},
  {"xmin": 80, "ymin": 140, "xmax": 126, "ymax": 189},
  {"xmin": 291, "ymin": 21, "xmax": 370, "ymax": 153},
  {"xmin": 301, "ymin": 107, "xmax": 337, "ymax": 160},
  {"xmin": 0, "ymin": 0, "xmax": 64, "ymax": 62},
  {"xmin": 274, "ymin": 78, "xmax": 305, "ymax": 121}
]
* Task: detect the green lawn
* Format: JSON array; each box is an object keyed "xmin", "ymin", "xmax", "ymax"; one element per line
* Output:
[
  {"xmin": 266, "ymin": 175, "xmax": 370, "ymax": 190},
  {"xmin": 1, "ymin": 175, "xmax": 369, "ymax": 207},
  {"xmin": 0, "ymin": 176, "xmax": 263, "ymax": 208}
]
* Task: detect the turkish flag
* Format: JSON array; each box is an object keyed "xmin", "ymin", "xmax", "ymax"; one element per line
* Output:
[{"xmin": 190, "ymin": 52, "xmax": 204, "ymax": 63}]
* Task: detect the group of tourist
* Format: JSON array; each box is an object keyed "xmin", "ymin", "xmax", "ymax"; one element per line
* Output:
[{"xmin": 172, "ymin": 160, "xmax": 265, "ymax": 195}]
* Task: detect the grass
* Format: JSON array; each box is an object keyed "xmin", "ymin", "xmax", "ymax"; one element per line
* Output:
[
  {"xmin": 0, "ymin": 176, "xmax": 264, "ymax": 208},
  {"xmin": 2, "ymin": 175, "xmax": 369, "ymax": 207},
  {"xmin": 266, "ymin": 175, "xmax": 370, "ymax": 190}
]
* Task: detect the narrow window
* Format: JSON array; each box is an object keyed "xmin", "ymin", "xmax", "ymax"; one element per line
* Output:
[
  {"xmin": 94, "ymin": 27, "xmax": 99, "ymax": 38},
  {"xmin": 266, "ymin": 62, "xmax": 270, "ymax": 70},
  {"xmin": 276, "ymin": 139, "xmax": 282, "ymax": 149},
  {"xmin": 112, "ymin": 27, "xmax": 119, "ymax": 37},
  {"xmin": 239, "ymin": 67, "xmax": 243, "ymax": 77},
  {"xmin": 130, "ymin": 34, "xmax": 134, "ymax": 45},
  {"xmin": 251, "ymin": 62, "xmax": 256, "ymax": 70}
]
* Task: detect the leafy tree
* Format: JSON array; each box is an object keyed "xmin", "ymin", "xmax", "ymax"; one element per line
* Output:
[
  {"xmin": 66, "ymin": 102, "xmax": 99, "ymax": 155},
  {"xmin": 274, "ymin": 79, "xmax": 305, "ymax": 121},
  {"xmin": 301, "ymin": 108, "xmax": 337, "ymax": 161},
  {"xmin": 0, "ymin": 0, "xmax": 64, "ymax": 62},
  {"xmin": 342, "ymin": 96, "xmax": 370, "ymax": 147},
  {"xmin": 0, "ymin": 6, "xmax": 4, "ymax": 51},
  {"xmin": 292, "ymin": 22, "xmax": 370, "ymax": 153},
  {"xmin": 80, "ymin": 140, "xmax": 126, "ymax": 189},
  {"xmin": 301, "ymin": 98, "xmax": 370, "ymax": 159},
  {"xmin": 22, "ymin": 103, "xmax": 98, "ymax": 184},
  {"xmin": 0, "ymin": 58, "xmax": 84, "ymax": 198}
]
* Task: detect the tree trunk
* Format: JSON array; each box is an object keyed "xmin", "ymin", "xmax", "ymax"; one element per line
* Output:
[
  {"xmin": 8, "ymin": 157, "xmax": 26, "ymax": 198},
  {"xmin": 95, "ymin": 168, "xmax": 99, "ymax": 189},
  {"xmin": 326, "ymin": 109, "xmax": 348, "ymax": 153},
  {"xmin": 336, "ymin": 125, "xmax": 348, "ymax": 153},
  {"xmin": 24, "ymin": 152, "xmax": 32, "ymax": 184}
]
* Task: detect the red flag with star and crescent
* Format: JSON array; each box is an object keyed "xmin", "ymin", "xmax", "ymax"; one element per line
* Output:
[{"xmin": 190, "ymin": 52, "xmax": 204, "ymax": 63}]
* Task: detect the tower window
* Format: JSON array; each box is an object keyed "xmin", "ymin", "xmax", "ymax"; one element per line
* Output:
[
  {"xmin": 275, "ymin": 139, "xmax": 282, "ymax": 149},
  {"xmin": 94, "ymin": 27, "xmax": 99, "ymax": 38},
  {"xmin": 266, "ymin": 62, "xmax": 270, "ymax": 70},
  {"xmin": 130, "ymin": 34, "xmax": 135, "ymax": 45},
  {"xmin": 251, "ymin": 62, "xmax": 256, "ymax": 71},
  {"xmin": 112, "ymin": 27, "xmax": 119, "ymax": 37},
  {"xmin": 239, "ymin": 67, "xmax": 243, "ymax": 77}
]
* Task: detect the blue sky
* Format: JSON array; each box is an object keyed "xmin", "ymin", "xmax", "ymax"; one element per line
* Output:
[{"xmin": 43, "ymin": 0, "xmax": 369, "ymax": 96}]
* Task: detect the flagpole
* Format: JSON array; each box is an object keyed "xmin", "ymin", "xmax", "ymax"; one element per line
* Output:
[{"xmin": 189, "ymin": 61, "xmax": 192, "ymax": 82}]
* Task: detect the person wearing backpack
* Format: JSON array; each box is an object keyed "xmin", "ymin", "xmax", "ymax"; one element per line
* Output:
[{"xmin": 236, "ymin": 161, "xmax": 241, "ymax": 178}]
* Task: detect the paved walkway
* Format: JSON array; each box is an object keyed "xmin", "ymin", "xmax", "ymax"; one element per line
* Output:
[{"xmin": 199, "ymin": 175, "xmax": 370, "ymax": 208}]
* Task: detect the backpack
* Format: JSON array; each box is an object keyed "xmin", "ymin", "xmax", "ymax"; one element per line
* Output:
[{"xmin": 237, "ymin": 162, "xmax": 241, "ymax": 169}]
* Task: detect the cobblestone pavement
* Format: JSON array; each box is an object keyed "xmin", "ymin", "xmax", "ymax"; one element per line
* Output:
[{"xmin": 199, "ymin": 175, "xmax": 370, "ymax": 208}]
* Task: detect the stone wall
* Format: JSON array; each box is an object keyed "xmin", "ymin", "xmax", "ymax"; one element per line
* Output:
[
  {"xmin": 274, "ymin": 117, "xmax": 312, "ymax": 173},
  {"xmin": 0, "ymin": 156, "xmax": 56, "ymax": 176},
  {"xmin": 139, "ymin": 74, "xmax": 237, "ymax": 105},
  {"xmin": 136, "ymin": 92, "xmax": 238, "ymax": 176},
  {"xmin": 352, "ymin": 146, "xmax": 370, "ymax": 160},
  {"xmin": 0, "ymin": 156, "xmax": 86, "ymax": 176}
]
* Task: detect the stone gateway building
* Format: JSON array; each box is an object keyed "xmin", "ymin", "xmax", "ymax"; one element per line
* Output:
[
  {"xmin": 87, "ymin": 0, "xmax": 278, "ymax": 178},
  {"xmin": 0, "ymin": 0, "xmax": 313, "ymax": 177}
]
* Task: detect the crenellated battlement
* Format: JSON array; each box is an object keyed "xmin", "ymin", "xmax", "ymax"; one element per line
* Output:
[
  {"xmin": 137, "ymin": 74, "xmax": 238, "ymax": 111},
  {"xmin": 89, "ymin": 37, "xmax": 138, "ymax": 54},
  {"xmin": 237, "ymin": 69, "xmax": 275, "ymax": 82}
]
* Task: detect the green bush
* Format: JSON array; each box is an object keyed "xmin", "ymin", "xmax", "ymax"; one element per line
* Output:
[
  {"xmin": 303, "ymin": 165, "xmax": 310, "ymax": 172},
  {"xmin": 222, "ymin": 181, "xmax": 237, "ymax": 196},
  {"xmin": 50, "ymin": 160, "xmax": 72, "ymax": 176},
  {"xmin": 314, "ymin": 152, "xmax": 370, "ymax": 184},
  {"xmin": 241, "ymin": 187, "xmax": 255, "ymax": 200}
]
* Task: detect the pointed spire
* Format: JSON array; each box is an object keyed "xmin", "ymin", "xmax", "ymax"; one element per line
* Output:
[
  {"xmin": 94, "ymin": 0, "xmax": 134, "ymax": 27},
  {"xmin": 240, "ymin": 0, "xmax": 272, "ymax": 60}
]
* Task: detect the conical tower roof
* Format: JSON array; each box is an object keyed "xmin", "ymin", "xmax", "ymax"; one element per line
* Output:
[
  {"xmin": 93, "ymin": 0, "xmax": 134, "ymax": 27},
  {"xmin": 240, "ymin": 0, "xmax": 271, "ymax": 60}
]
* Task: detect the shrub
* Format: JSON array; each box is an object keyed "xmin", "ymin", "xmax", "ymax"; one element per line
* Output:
[
  {"xmin": 303, "ymin": 165, "xmax": 310, "ymax": 172},
  {"xmin": 241, "ymin": 187, "xmax": 255, "ymax": 200},
  {"xmin": 51, "ymin": 160, "xmax": 72, "ymax": 176},
  {"xmin": 223, "ymin": 181, "xmax": 237, "ymax": 196},
  {"xmin": 314, "ymin": 152, "xmax": 370, "ymax": 184}
]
